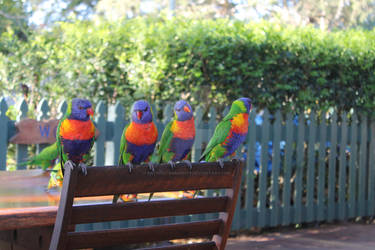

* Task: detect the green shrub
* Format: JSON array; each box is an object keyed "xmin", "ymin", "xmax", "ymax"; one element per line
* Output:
[{"xmin": 1, "ymin": 17, "xmax": 374, "ymax": 115}]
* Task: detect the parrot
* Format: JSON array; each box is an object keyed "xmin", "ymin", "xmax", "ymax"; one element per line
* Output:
[
  {"xmin": 19, "ymin": 142, "xmax": 58, "ymax": 170},
  {"xmin": 57, "ymin": 98, "xmax": 95, "ymax": 176},
  {"xmin": 113, "ymin": 100, "xmax": 158, "ymax": 203},
  {"xmin": 149, "ymin": 100, "xmax": 195, "ymax": 201},
  {"xmin": 194, "ymin": 97, "xmax": 251, "ymax": 198},
  {"xmin": 200, "ymin": 97, "xmax": 252, "ymax": 164}
]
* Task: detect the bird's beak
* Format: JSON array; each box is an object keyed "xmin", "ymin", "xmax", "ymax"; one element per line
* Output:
[
  {"xmin": 183, "ymin": 106, "xmax": 191, "ymax": 113},
  {"xmin": 87, "ymin": 108, "xmax": 94, "ymax": 116},
  {"xmin": 137, "ymin": 111, "xmax": 143, "ymax": 120}
]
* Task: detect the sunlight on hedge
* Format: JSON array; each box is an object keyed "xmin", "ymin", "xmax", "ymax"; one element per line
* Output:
[{"xmin": 0, "ymin": 17, "xmax": 374, "ymax": 115}]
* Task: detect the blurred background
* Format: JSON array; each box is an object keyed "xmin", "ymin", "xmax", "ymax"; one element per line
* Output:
[{"xmin": 0, "ymin": 0, "xmax": 374, "ymax": 117}]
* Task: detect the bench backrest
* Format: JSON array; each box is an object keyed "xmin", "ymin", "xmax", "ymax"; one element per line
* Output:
[{"xmin": 49, "ymin": 160, "xmax": 244, "ymax": 250}]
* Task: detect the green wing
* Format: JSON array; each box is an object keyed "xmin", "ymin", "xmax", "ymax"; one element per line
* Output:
[
  {"xmin": 118, "ymin": 124, "xmax": 131, "ymax": 166},
  {"xmin": 156, "ymin": 120, "xmax": 174, "ymax": 163},
  {"xmin": 199, "ymin": 118, "xmax": 232, "ymax": 162},
  {"xmin": 19, "ymin": 142, "xmax": 58, "ymax": 170},
  {"xmin": 56, "ymin": 116, "xmax": 67, "ymax": 171}
]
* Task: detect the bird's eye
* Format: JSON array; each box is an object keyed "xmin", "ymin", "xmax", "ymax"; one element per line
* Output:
[
  {"xmin": 79, "ymin": 106, "xmax": 83, "ymax": 110},
  {"xmin": 176, "ymin": 108, "xmax": 181, "ymax": 112},
  {"xmin": 144, "ymin": 107, "xmax": 148, "ymax": 112}
]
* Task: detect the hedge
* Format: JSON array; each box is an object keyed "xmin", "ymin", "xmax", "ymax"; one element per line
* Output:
[{"xmin": 1, "ymin": 17, "xmax": 374, "ymax": 116}]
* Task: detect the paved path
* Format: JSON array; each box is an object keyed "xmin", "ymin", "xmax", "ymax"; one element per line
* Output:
[{"xmin": 227, "ymin": 222, "xmax": 375, "ymax": 249}]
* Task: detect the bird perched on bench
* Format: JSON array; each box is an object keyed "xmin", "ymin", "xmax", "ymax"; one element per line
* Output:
[
  {"xmin": 57, "ymin": 98, "xmax": 95, "ymax": 176},
  {"xmin": 149, "ymin": 100, "xmax": 195, "ymax": 201},
  {"xmin": 113, "ymin": 100, "xmax": 158, "ymax": 203},
  {"xmin": 200, "ymin": 97, "xmax": 252, "ymax": 165}
]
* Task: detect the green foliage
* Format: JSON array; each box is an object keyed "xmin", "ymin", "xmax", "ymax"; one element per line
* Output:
[{"xmin": 1, "ymin": 17, "xmax": 375, "ymax": 115}]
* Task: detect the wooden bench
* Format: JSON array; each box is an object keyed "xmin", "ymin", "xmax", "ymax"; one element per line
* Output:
[{"xmin": 49, "ymin": 160, "xmax": 244, "ymax": 250}]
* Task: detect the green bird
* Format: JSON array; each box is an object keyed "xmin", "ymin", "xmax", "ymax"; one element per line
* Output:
[
  {"xmin": 148, "ymin": 100, "xmax": 196, "ymax": 201},
  {"xmin": 19, "ymin": 142, "xmax": 58, "ymax": 170},
  {"xmin": 200, "ymin": 97, "xmax": 252, "ymax": 164}
]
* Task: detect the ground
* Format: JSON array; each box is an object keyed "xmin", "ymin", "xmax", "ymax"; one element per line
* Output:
[{"xmin": 226, "ymin": 222, "xmax": 375, "ymax": 250}]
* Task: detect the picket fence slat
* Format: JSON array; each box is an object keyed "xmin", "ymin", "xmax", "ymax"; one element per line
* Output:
[
  {"xmin": 294, "ymin": 113, "xmax": 305, "ymax": 224},
  {"xmin": 349, "ymin": 113, "xmax": 358, "ymax": 218},
  {"xmin": 258, "ymin": 109, "xmax": 270, "ymax": 228},
  {"xmin": 245, "ymin": 109, "xmax": 256, "ymax": 228},
  {"xmin": 16, "ymin": 99, "xmax": 29, "ymax": 170},
  {"xmin": 306, "ymin": 111, "xmax": 317, "ymax": 222},
  {"xmin": 0, "ymin": 98, "xmax": 8, "ymax": 170},
  {"xmin": 358, "ymin": 115, "xmax": 367, "ymax": 217},
  {"xmin": 270, "ymin": 111, "xmax": 281, "ymax": 227},
  {"xmin": 94, "ymin": 101, "xmax": 106, "ymax": 166},
  {"xmin": 368, "ymin": 122, "xmax": 375, "ymax": 216},
  {"xmin": 36, "ymin": 99, "xmax": 50, "ymax": 154},
  {"xmin": 282, "ymin": 113, "xmax": 293, "ymax": 226},
  {"xmin": 317, "ymin": 113, "xmax": 327, "ymax": 222},
  {"xmin": 338, "ymin": 112, "xmax": 348, "ymax": 220},
  {"xmin": 328, "ymin": 111, "xmax": 338, "ymax": 222}
]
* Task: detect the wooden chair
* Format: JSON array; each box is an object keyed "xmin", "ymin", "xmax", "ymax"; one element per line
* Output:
[{"xmin": 49, "ymin": 160, "xmax": 244, "ymax": 250}]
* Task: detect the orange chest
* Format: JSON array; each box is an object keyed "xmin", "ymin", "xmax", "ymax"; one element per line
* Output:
[
  {"xmin": 59, "ymin": 119, "xmax": 95, "ymax": 140},
  {"xmin": 125, "ymin": 122, "xmax": 158, "ymax": 145},
  {"xmin": 171, "ymin": 118, "xmax": 195, "ymax": 139},
  {"xmin": 231, "ymin": 113, "xmax": 249, "ymax": 134}
]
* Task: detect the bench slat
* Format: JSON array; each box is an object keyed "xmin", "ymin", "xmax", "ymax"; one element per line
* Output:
[
  {"xmin": 71, "ymin": 197, "xmax": 228, "ymax": 224},
  {"xmin": 74, "ymin": 162, "xmax": 236, "ymax": 197},
  {"xmin": 67, "ymin": 219, "xmax": 223, "ymax": 249},
  {"xmin": 140, "ymin": 241, "xmax": 218, "ymax": 250}
]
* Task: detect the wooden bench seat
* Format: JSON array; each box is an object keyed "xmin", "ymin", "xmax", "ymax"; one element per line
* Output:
[{"xmin": 49, "ymin": 160, "xmax": 244, "ymax": 250}]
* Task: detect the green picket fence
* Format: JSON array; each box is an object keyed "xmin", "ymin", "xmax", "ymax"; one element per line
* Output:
[{"xmin": 0, "ymin": 97, "xmax": 374, "ymax": 232}]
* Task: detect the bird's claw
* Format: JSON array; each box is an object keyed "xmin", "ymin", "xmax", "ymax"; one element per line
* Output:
[
  {"xmin": 126, "ymin": 162, "xmax": 134, "ymax": 173},
  {"xmin": 78, "ymin": 162, "xmax": 88, "ymax": 176},
  {"xmin": 168, "ymin": 160, "xmax": 176, "ymax": 170},
  {"xmin": 217, "ymin": 159, "xmax": 225, "ymax": 169},
  {"xmin": 64, "ymin": 160, "xmax": 75, "ymax": 172},
  {"xmin": 182, "ymin": 160, "xmax": 193, "ymax": 170},
  {"xmin": 148, "ymin": 162, "xmax": 155, "ymax": 172}
]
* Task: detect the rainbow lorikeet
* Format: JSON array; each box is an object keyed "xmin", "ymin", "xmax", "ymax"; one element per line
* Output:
[
  {"xmin": 149, "ymin": 100, "xmax": 195, "ymax": 201},
  {"xmin": 157, "ymin": 100, "xmax": 195, "ymax": 165},
  {"xmin": 200, "ymin": 97, "xmax": 252, "ymax": 165},
  {"xmin": 57, "ymin": 98, "xmax": 95, "ymax": 176},
  {"xmin": 19, "ymin": 141, "xmax": 58, "ymax": 170},
  {"xmin": 113, "ymin": 100, "xmax": 158, "ymax": 203}
]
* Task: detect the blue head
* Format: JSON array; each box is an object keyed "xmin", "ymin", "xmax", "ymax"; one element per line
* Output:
[
  {"xmin": 131, "ymin": 100, "xmax": 153, "ymax": 124},
  {"xmin": 69, "ymin": 98, "xmax": 93, "ymax": 121},
  {"xmin": 174, "ymin": 100, "xmax": 193, "ymax": 121},
  {"xmin": 238, "ymin": 97, "xmax": 252, "ymax": 113}
]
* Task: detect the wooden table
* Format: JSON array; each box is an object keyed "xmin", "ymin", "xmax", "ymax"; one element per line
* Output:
[{"xmin": 0, "ymin": 169, "xmax": 114, "ymax": 250}]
